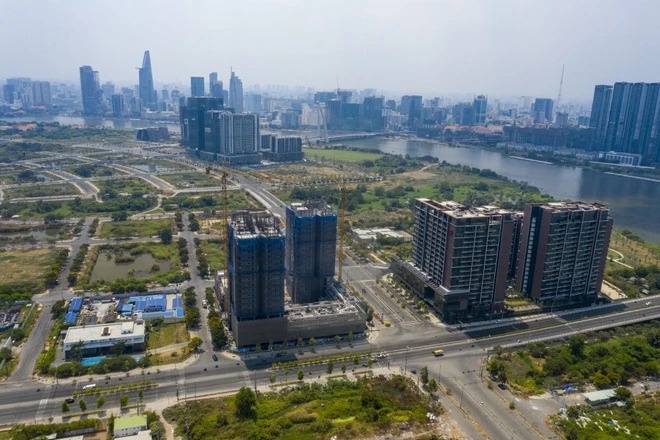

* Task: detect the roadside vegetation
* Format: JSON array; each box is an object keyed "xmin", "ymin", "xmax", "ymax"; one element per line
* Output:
[
  {"xmin": 605, "ymin": 229, "xmax": 660, "ymax": 298},
  {"xmin": 164, "ymin": 375, "xmax": 442, "ymax": 440},
  {"xmin": 555, "ymin": 391, "xmax": 660, "ymax": 440},
  {"xmin": 488, "ymin": 322, "xmax": 660, "ymax": 396}
]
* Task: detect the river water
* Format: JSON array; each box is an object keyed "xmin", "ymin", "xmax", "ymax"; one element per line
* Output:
[{"xmin": 342, "ymin": 138, "xmax": 660, "ymax": 243}]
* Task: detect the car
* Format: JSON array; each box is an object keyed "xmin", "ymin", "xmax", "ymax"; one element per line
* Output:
[
  {"xmin": 65, "ymin": 398, "xmax": 75, "ymax": 403},
  {"xmin": 645, "ymin": 301, "xmax": 652, "ymax": 306},
  {"xmin": 498, "ymin": 383, "xmax": 508, "ymax": 390},
  {"xmin": 212, "ymin": 354, "xmax": 218, "ymax": 362},
  {"xmin": 410, "ymin": 368, "xmax": 417, "ymax": 374}
]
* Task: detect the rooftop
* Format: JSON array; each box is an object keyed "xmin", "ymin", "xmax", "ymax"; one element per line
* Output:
[
  {"xmin": 540, "ymin": 201, "xmax": 609, "ymax": 212},
  {"xmin": 416, "ymin": 199, "xmax": 512, "ymax": 219},
  {"xmin": 583, "ymin": 388, "xmax": 616, "ymax": 402},
  {"xmin": 63, "ymin": 321, "xmax": 145, "ymax": 344},
  {"xmin": 290, "ymin": 201, "xmax": 335, "ymax": 217},
  {"xmin": 230, "ymin": 210, "xmax": 282, "ymax": 238},
  {"xmin": 114, "ymin": 415, "xmax": 148, "ymax": 431}
]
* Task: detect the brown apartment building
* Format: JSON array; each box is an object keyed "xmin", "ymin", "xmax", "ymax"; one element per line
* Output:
[
  {"xmin": 410, "ymin": 199, "xmax": 515, "ymax": 320},
  {"xmin": 514, "ymin": 202, "xmax": 612, "ymax": 308}
]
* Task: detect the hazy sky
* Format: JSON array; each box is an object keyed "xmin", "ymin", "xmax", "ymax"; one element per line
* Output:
[{"xmin": 2, "ymin": 0, "xmax": 660, "ymax": 100}]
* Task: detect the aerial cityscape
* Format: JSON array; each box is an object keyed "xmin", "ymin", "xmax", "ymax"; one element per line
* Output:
[{"xmin": 0, "ymin": 1, "xmax": 658, "ymax": 440}]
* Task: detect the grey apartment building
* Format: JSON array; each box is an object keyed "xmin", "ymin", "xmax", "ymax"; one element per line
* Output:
[
  {"xmin": 285, "ymin": 201, "xmax": 337, "ymax": 304},
  {"xmin": 514, "ymin": 202, "xmax": 612, "ymax": 307}
]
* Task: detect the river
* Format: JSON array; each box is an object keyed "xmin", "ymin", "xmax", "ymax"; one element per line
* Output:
[
  {"xmin": 1, "ymin": 115, "xmax": 181, "ymax": 133},
  {"xmin": 342, "ymin": 138, "xmax": 660, "ymax": 243}
]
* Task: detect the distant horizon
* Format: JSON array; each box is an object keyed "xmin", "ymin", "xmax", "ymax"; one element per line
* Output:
[{"xmin": 3, "ymin": 1, "xmax": 660, "ymax": 102}]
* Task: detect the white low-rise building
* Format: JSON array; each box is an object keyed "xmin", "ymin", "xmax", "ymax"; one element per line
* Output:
[{"xmin": 63, "ymin": 321, "xmax": 145, "ymax": 360}]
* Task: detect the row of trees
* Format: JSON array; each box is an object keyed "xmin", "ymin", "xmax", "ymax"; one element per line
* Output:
[{"xmin": 183, "ymin": 286, "xmax": 201, "ymax": 328}]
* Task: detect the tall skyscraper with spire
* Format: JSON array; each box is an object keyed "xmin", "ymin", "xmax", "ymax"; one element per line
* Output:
[
  {"xmin": 138, "ymin": 50, "xmax": 155, "ymax": 108},
  {"xmin": 79, "ymin": 65, "xmax": 103, "ymax": 116},
  {"xmin": 229, "ymin": 70, "xmax": 244, "ymax": 113}
]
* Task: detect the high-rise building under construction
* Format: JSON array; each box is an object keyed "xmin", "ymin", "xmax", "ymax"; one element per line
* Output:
[{"xmin": 285, "ymin": 201, "xmax": 337, "ymax": 303}]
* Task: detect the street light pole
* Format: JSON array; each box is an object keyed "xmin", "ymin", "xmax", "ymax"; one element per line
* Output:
[{"xmin": 404, "ymin": 346, "xmax": 409, "ymax": 375}]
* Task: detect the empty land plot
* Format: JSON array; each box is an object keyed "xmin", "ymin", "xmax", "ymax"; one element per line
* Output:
[
  {"xmin": 66, "ymin": 163, "xmax": 117, "ymax": 178},
  {"xmin": 98, "ymin": 218, "xmax": 175, "ymax": 239},
  {"xmin": 199, "ymin": 239, "xmax": 225, "ymax": 272},
  {"xmin": 146, "ymin": 322, "xmax": 189, "ymax": 350},
  {"xmin": 97, "ymin": 177, "xmax": 159, "ymax": 196},
  {"xmin": 0, "ymin": 248, "xmax": 63, "ymax": 295},
  {"xmin": 5, "ymin": 182, "xmax": 80, "ymax": 199},
  {"xmin": 120, "ymin": 157, "xmax": 192, "ymax": 172},
  {"xmin": 158, "ymin": 172, "xmax": 221, "ymax": 188},
  {"xmin": 304, "ymin": 147, "xmax": 384, "ymax": 162},
  {"xmin": 162, "ymin": 190, "xmax": 262, "ymax": 212}
]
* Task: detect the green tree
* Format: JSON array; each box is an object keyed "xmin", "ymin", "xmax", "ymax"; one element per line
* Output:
[
  {"xmin": 308, "ymin": 337, "xmax": 316, "ymax": 347},
  {"xmin": 297, "ymin": 337, "xmax": 304, "ymax": 349},
  {"xmin": 327, "ymin": 360, "xmax": 334, "ymax": 375},
  {"xmin": 269, "ymin": 373, "xmax": 276, "ymax": 384},
  {"xmin": 112, "ymin": 211, "xmax": 128, "ymax": 221},
  {"xmin": 353, "ymin": 356, "xmax": 360, "ymax": 365},
  {"xmin": 568, "ymin": 334, "xmax": 586, "ymax": 357},
  {"xmin": 495, "ymin": 345, "xmax": 503, "ymax": 357},
  {"xmin": 341, "ymin": 363, "xmax": 347, "ymax": 374},
  {"xmin": 614, "ymin": 386, "xmax": 632, "ymax": 401},
  {"xmin": 348, "ymin": 331, "xmax": 353, "ymax": 343},
  {"xmin": 0, "ymin": 348, "xmax": 12, "ymax": 362},
  {"xmin": 566, "ymin": 406, "xmax": 580, "ymax": 419},
  {"xmin": 188, "ymin": 337, "xmax": 203, "ymax": 352},
  {"xmin": 78, "ymin": 399, "xmax": 87, "ymax": 412},
  {"xmin": 61, "ymin": 401, "xmax": 70, "ymax": 413},
  {"xmin": 334, "ymin": 335, "xmax": 341, "ymax": 345},
  {"xmin": 235, "ymin": 387, "xmax": 257, "ymax": 419},
  {"xmin": 110, "ymin": 341, "xmax": 127, "ymax": 356},
  {"xmin": 427, "ymin": 378, "xmax": 438, "ymax": 393},
  {"xmin": 420, "ymin": 366, "xmax": 429, "ymax": 386},
  {"xmin": 592, "ymin": 372, "xmax": 610, "ymax": 389},
  {"xmin": 297, "ymin": 370, "xmax": 304, "ymax": 381},
  {"xmin": 120, "ymin": 394, "xmax": 129, "ymax": 409},
  {"xmin": 96, "ymin": 396, "xmax": 105, "ymax": 410},
  {"xmin": 159, "ymin": 228, "xmax": 173, "ymax": 244}
]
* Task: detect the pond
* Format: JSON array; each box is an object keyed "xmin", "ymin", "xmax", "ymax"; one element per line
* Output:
[{"xmin": 90, "ymin": 251, "xmax": 171, "ymax": 283}]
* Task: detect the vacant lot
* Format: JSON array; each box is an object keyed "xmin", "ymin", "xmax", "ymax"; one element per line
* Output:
[
  {"xmin": 158, "ymin": 172, "xmax": 222, "ymax": 188},
  {"xmin": 0, "ymin": 248, "xmax": 64, "ymax": 295},
  {"xmin": 5, "ymin": 182, "xmax": 80, "ymax": 199},
  {"xmin": 199, "ymin": 239, "xmax": 225, "ymax": 272},
  {"xmin": 97, "ymin": 177, "xmax": 159, "ymax": 197},
  {"xmin": 98, "ymin": 218, "xmax": 175, "ymax": 239},
  {"xmin": 162, "ymin": 190, "xmax": 261, "ymax": 212},
  {"xmin": 164, "ymin": 375, "xmax": 443, "ymax": 440},
  {"xmin": 304, "ymin": 147, "xmax": 384, "ymax": 163},
  {"xmin": 146, "ymin": 322, "xmax": 189, "ymax": 350}
]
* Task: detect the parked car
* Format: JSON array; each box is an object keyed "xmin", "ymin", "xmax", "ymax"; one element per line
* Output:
[{"xmin": 212, "ymin": 354, "xmax": 218, "ymax": 362}]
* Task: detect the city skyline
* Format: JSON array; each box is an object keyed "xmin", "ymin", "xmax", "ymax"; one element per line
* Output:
[{"xmin": 3, "ymin": 1, "xmax": 660, "ymax": 100}]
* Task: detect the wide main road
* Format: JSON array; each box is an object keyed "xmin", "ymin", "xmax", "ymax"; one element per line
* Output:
[{"xmin": 0, "ymin": 300, "xmax": 658, "ymax": 427}]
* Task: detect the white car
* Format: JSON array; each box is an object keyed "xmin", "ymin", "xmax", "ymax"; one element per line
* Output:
[{"xmin": 645, "ymin": 301, "xmax": 652, "ymax": 306}]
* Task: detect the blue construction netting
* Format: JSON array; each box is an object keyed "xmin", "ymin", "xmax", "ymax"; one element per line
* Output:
[
  {"xmin": 64, "ymin": 311, "xmax": 78, "ymax": 324},
  {"xmin": 172, "ymin": 297, "xmax": 183, "ymax": 308},
  {"xmin": 68, "ymin": 297, "xmax": 83, "ymax": 313},
  {"xmin": 121, "ymin": 304, "xmax": 134, "ymax": 314}
]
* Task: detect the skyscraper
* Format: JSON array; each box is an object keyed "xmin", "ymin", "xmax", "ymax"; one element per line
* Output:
[
  {"xmin": 515, "ymin": 202, "xmax": 612, "ymax": 308},
  {"xmin": 596, "ymin": 82, "xmax": 660, "ymax": 163},
  {"xmin": 111, "ymin": 94, "xmax": 125, "ymax": 117},
  {"xmin": 190, "ymin": 76, "xmax": 205, "ymax": 97},
  {"xmin": 411, "ymin": 199, "xmax": 514, "ymax": 320},
  {"xmin": 362, "ymin": 96, "xmax": 384, "ymax": 131},
  {"xmin": 179, "ymin": 96, "xmax": 223, "ymax": 149},
  {"xmin": 229, "ymin": 70, "xmax": 244, "ymax": 113},
  {"xmin": 227, "ymin": 211, "xmax": 285, "ymax": 320},
  {"xmin": 285, "ymin": 201, "xmax": 337, "ymax": 304},
  {"xmin": 400, "ymin": 95, "xmax": 422, "ymax": 127},
  {"xmin": 138, "ymin": 51, "xmax": 155, "ymax": 108},
  {"xmin": 473, "ymin": 95, "xmax": 487, "ymax": 125},
  {"xmin": 532, "ymin": 98, "xmax": 554, "ymax": 124},
  {"xmin": 209, "ymin": 72, "xmax": 224, "ymax": 98},
  {"xmin": 79, "ymin": 65, "xmax": 103, "ymax": 116},
  {"xmin": 589, "ymin": 85, "xmax": 613, "ymax": 148},
  {"xmin": 31, "ymin": 81, "xmax": 51, "ymax": 107}
]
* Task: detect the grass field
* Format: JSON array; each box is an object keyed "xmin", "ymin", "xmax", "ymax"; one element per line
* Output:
[
  {"xmin": 0, "ymin": 248, "xmax": 63, "ymax": 294},
  {"xmin": 97, "ymin": 177, "xmax": 160, "ymax": 197},
  {"xmin": 5, "ymin": 182, "xmax": 80, "ymax": 199},
  {"xmin": 158, "ymin": 172, "xmax": 222, "ymax": 188},
  {"xmin": 146, "ymin": 322, "xmax": 189, "ymax": 350},
  {"xmin": 608, "ymin": 229, "xmax": 660, "ymax": 267},
  {"xmin": 98, "ymin": 218, "xmax": 174, "ymax": 239},
  {"xmin": 164, "ymin": 375, "xmax": 442, "ymax": 440},
  {"xmin": 303, "ymin": 147, "xmax": 384, "ymax": 163},
  {"xmin": 162, "ymin": 190, "xmax": 262, "ymax": 212},
  {"xmin": 199, "ymin": 239, "xmax": 225, "ymax": 272}
]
